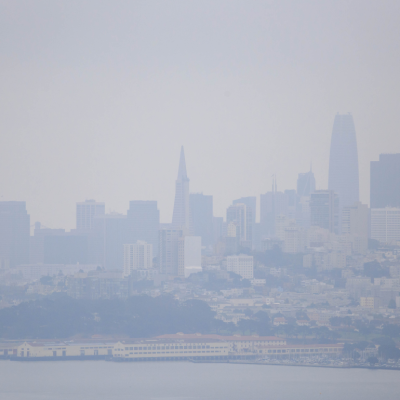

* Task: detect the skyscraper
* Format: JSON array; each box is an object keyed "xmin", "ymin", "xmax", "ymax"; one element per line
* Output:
[
  {"xmin": 172, "ymin": 146, "xmax": 191, "ymax": 234},
  {"xmin": 0, "ymin": 201, "xmax": 30, "ymax": 268},
  {"xmin": 233, "ymin": 196, "xmax": 256, "ymax": 247},
  {"xmin": 370, "ymin": 154, "xmax": 400, "ymax": 208},
  {"xmin": 226, "ymin": 203, "xmax": 252, "ymax": 246},
  {"xmin": 126, "ymin": 201, "xmax": 160, "ymax": 255},
  {"xmin": 310, "ymin": 190, "xmax": 339, "ymax": 233},
  {"xmin": 159, "ymin": 229, "xmax": 183, "ymax": 275},
  {"xmin": 76, "ymin": 200, "xmax": 105, "ymax": 230},
  {"xmin": 189, "ymin": 193, "xmax": 213, "ymax": 247},
  {"xmin": 297, "ymin": 170, "xmax": 316, "ymax": 197},
  {"xmin": 328, "ymin": 113, "xmax": 359, "ymax": 209}
]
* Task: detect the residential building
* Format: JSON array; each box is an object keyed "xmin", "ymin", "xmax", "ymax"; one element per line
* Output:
[
  {"xmin": 226, "ymin": 254, "xmax": 254, "ymax": 280},
  {"xmin": 123, "ymin": 241, "xmax": 153, "ymax": 277},
  {"xmin": 370, "ymin": 208, "xmax": 400, "ymax": 244},
  {"xmin": 159, "ymin": 229, "xmax": 183, "ymax": 275}
]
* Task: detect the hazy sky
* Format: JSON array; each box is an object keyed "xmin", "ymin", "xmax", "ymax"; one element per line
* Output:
[{"xmin": 1, "ymin": 0, "xmax": 400, "ymax": 229}]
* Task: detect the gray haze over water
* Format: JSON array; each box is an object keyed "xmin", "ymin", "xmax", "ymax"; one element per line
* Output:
[
  {"xmin": 1, "ymin": 361, "xmax": 400, "ymax": 400},
  {"xmin": 1, "ymin": 1, "xmax": 400, "ymax": 228}
]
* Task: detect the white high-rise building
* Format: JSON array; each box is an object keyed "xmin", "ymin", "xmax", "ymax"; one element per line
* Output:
[
  {"xmin": 123, "ymin": 241, "xmax": 153, "ymax": 277},
  {"xmin": 76, "ymin": 200, "xmax": 105, "ymax": 230},
  {"xmin": 180, "ymin": 236, "xmax": 202, "ymax": 278},
  {"xmin": 226, "ymin": 254, "xmax": 253, "ymax": 280},
  {"xmin": 371, "ymin": 208, "xmax": 400, "ymax": 244}
]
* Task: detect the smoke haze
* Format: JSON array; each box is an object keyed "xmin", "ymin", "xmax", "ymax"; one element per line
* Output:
[{"xmin": 1, "ymin": 0, "xmax": 400, "ymax": 228}]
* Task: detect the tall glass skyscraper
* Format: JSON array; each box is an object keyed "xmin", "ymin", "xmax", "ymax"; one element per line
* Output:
[{"xmin": 328, "ymin": 113, "xmax": 359, "ymax": 209}]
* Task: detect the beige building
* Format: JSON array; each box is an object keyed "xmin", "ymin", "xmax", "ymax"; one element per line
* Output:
[
  {"xmin": 226, "ymin": 254, "xmax": 254, "ymax": 279},
  {"xmin": 360, "ymin": 297, "xmax": 375, "ymax": 309},
  {"xmin": 156, "ymin": 334, "xmax": 286, "ymax": 353},
  {"xmin": 15, "ymin": 341, "xmax": 114, "ymax": 358},
  {"xmin": 113, "ymin": 338, "xmax": 229, "ymax": 360},
  {"xmin": 257, "ymin": 343, "xmax": 343, "ymax": 357}
]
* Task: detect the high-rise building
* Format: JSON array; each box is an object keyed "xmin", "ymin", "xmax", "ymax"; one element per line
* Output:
[
  {"xmin": 328, "ymin": 113, "xmax": 359, "ymax": 209},
  {"xmin": 370, "ymin": 154, "xmax": 400, "ymax": 208},
  {"xmin": 172, "ymin": 146, "xmax": 191, "ymax": 234},
  {"xmin": 226, "ymin": 203, "xmax": 252, "ymax": 246},
  {"xmin": 43, "ymin": 235, "xmax": 88, "ymax": 264},
  {"xmin": 341, "ymin": 202, "xmax": 369, "ymax": 255},
  {"xmin": 76, "ymin": 200, "xmax": 105, "ymax": 230},
  {"xmin": 370, "ymin": 208, "xmax": 400, "ymax": 244},
  {"xmin": 233, "ymin": 196, "xmax": 256, "ymax": 247},
  {"xmin": 179, "ymin": 236, "xmax": 202, "ymax": 278},
  {"xmin": 297, "ymin": 170, "xmax": 316, "ymax": 197},
  {"xmin": 310, "ymin": 190, "xmax": 339, "ymax": 233},
  {"xmin": 158, "ymin": 229, "xmax": 183, "ymax": 275},
  {"xmin": 260, "ymin": 188, "xmax": 296, "ymax": 238},
  {"xmin": 123, "ymin": 241, "xmax": 153, "ymax": 277},
  {"xmin": 92, "ymin": 213, "xmax": 128, "ymax": 269},
  {"xmin": 226, "ymin": 254, "xmax": 254, "ymax": 280},
  {"xmin": 342, "ymin": 202, "xmax": 369, "ymax": 237},
  {"xmin": 189, "ymin": 193, "xmax": 213, "ymax": 247},
  {"xmin": 126, "ymin": 201, "xmax": 160, "ymax": 255},
  {"xmin": 0, "ymin": 201, "xmax": 30, "ymax": 268}
]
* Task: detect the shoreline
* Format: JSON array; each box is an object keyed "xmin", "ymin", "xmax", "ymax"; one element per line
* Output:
[{"xmin": 1, "ymin": 357, "xmax": 399, "ymax": 371}]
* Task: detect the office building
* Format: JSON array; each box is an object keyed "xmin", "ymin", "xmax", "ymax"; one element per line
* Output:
[
  {"xmin": 179, "ymin": 236, "xmax": 202, "ymax": 278},
  {"xmin": 297, "ymin": 170, "xmax": 316, "ymax": 197},
  {"xmin": 126, "ymin": 201, "xmax": 159, "ymax": 255},
  {"xmin": 233, "ymin": 196, "xmax": 256, "ymax": 246},
  {"xmin": 172, "ymin": 146, "xmax": 191, "ymax": 234},
  {"xmin": 226, "ymin": 203, "xmax": 252, "ymax": 247},
  {"xmin": 43, "ymin": 235, "xmax": 88, "ymax": 264},
  {"xmin": 328, "ymin": 113, "xmax": 359, "ymax": 208},
  {"xmin": 0, "ymin": 201, "xmax": 30, "ymax": 268},
  {"xmin": 260, "ymin": 180, "xmax": 296, "ymax": 238},
  {"xmin": 370, "ymin": 153, "xmax": 400, "ymax": 208},
  {"xmin": 76, "ymin": 200, "xmax": 105, "ymax": 230},
  {"xmin": 310, "ymin": 190, "xmax": 339, "ymax": 233},
  {"xmin": 123, "ymin": 241, "xmax": 153, "ymax": 277},
  {"xmin": 159, "ymin": 229, "xmax": 183, "ymax": 275},
  {"xmin": 189, "ymin": 193, "xmax": 213, "ymax": 247},
  {"xmin": 226, "ymin": 254, "xmax": 254, "ymax": 280},
  {"xmin": 92, "ymin": 213, "xmax": 128, "ymax": 269},
  {"xmin": 370, "ymin": 208, "xmax": 400, "ymax": 244}
]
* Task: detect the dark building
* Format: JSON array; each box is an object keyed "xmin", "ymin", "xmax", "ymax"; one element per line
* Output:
[
  {"xmin": 92, "ymin": 213, "xmax": 128, "ymax": 270},
  {"xmin": 126, "ymin": 201, "xmax": 160, "ymax": 255},
  {"xmin": 310, "ymin": 190, "xmax": 339, "ymax": 233},
  {"xmin": 297, "ymin": 170, "xmax": 316, "ymax": 197},
  {"xmin": 370, "ymin": 153, "xmax": 400, "ymax": 208},
  {"xmin": 43, "ymin": 235, "xmax": 88, "ymax": 264},
  {"xmin": 30, "ymin": 223, "xmax": 66, "ymax": 263},
  {"xmin": 233, "ymin": 196, "xmax": 256, "ymax": 247},
  {"xmin": 189, "ymin": 193, "xmax": 213, "ymax": 247},
  {"xmin": 0, "ymin": 201, "xmax": 30, "ymax": 268},
  {"xmin": 328, "ymin": 113, "xmax": 359, "ymax": 208}
]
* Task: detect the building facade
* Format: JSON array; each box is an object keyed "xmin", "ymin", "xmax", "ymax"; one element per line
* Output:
[
  {"xmin": 328, "ymin": 113, "xmax": 359, "ymax": 209},
  {"xmin": 123, "ymin": 241, "xmax": 153, "ymax": 277}
]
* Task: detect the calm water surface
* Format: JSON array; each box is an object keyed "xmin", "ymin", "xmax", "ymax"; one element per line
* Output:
[{"xmin": 0, "ymin": 360, "xmax": 399, "ymax": 400}]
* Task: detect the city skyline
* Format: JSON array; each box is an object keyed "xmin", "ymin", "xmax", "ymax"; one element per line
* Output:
[{"xmin": 1, "ymin": 2, "xmax": 400, "ymax": 230}]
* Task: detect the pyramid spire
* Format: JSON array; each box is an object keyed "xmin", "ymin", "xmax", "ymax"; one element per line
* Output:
[{"xmin": 177, "ymin": 146, "xmax": 188, "ymax": 180}]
